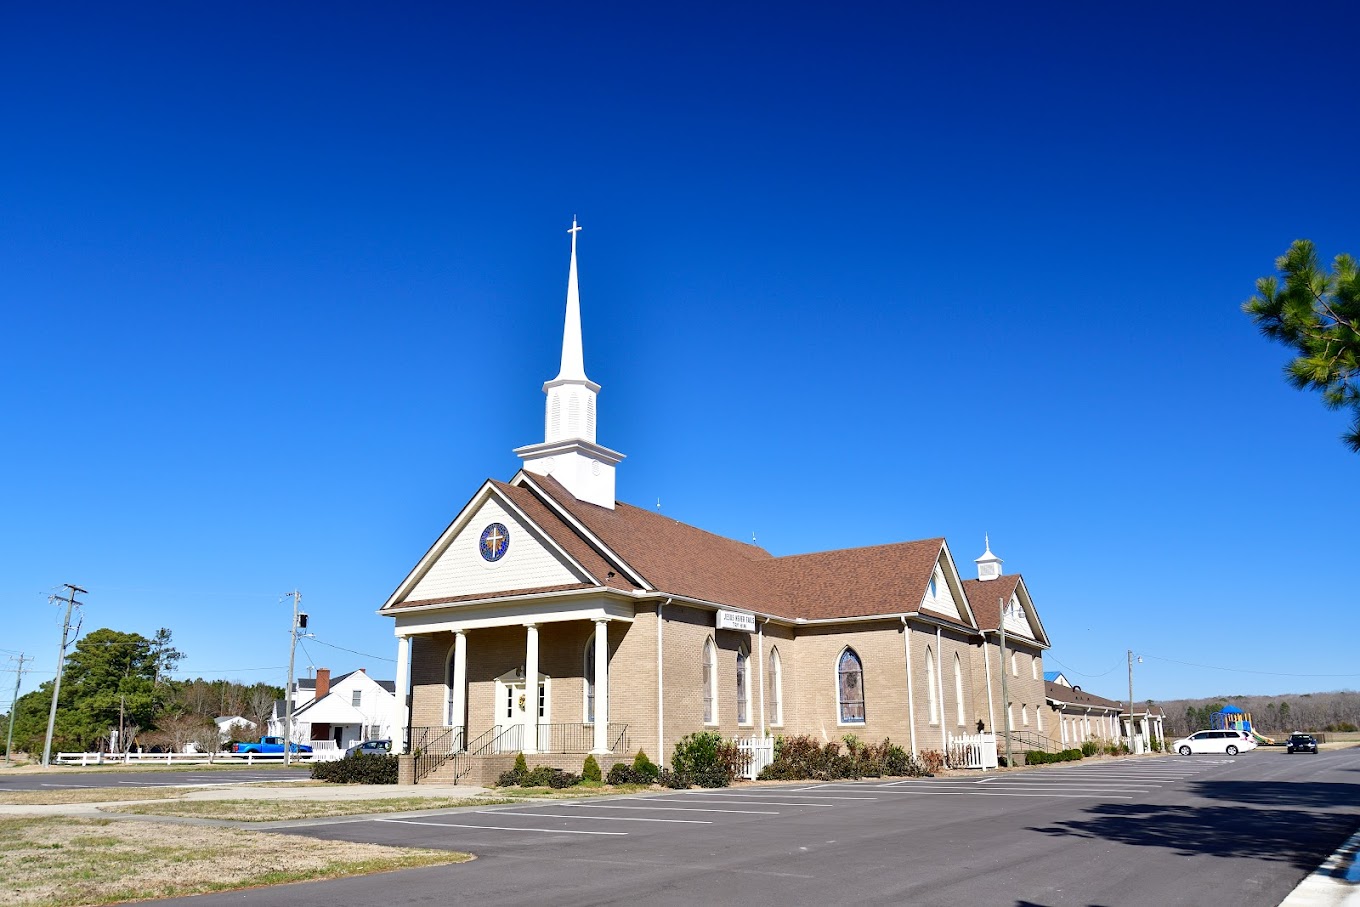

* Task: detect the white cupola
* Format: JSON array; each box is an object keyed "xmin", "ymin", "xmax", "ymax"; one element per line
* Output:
[
  {"xmin": 975, "ymin": 534, "xmax": 1003, "ymax": 581},
  {"xmin": 514, "ymin": 219, "xmax": 625, "ymax": 508}
]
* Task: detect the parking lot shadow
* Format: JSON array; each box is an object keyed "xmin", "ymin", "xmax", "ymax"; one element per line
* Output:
[
  {"xmin": 1030, "ymin": 803, "xmax": 1359, "ymax": 871},
  {"xmin": 1190, "ymin": 780, "xmax": 1360, "ymax": 809}
]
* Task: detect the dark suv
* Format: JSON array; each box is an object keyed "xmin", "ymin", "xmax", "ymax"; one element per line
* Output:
[{"xmin": 1285, "ymin": 733, "xmax": 1318, "ymax": 754}]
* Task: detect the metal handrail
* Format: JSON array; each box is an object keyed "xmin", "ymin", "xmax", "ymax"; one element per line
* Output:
[
  {"xmin": 609, "ymin": 723, "xmax": 629, "ymax": 754},
  {"xmin": 411, "ymin": 725, "xmax": 465, "ymax": 783}
]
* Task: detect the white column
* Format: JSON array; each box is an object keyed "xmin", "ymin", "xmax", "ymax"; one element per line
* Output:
[
  {"xmin": 451, "ymin": 630, "xmax": 468, "ymax": 747},
  {"xmin": 394, "ymin": 635, "xmax": 411, "ymax": 755},
  {"xmin": 592, "ymin": 619, "xmax": 610, "ymax": 753},
  {"xmin": 901, "ymin": 618, "xmax": 917, "ymax": 756},
  {"xmin": 756, "ymin": 618, "xmax": 766, "ymax": 739},
  {"xmin": 524, "ymin": 624, "xmax": 539, "ymax": 754}
]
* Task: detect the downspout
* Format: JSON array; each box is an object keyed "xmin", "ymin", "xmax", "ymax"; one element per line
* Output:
[
  {"xmin": 757, "ymin": 617, "xmax": 767, "ymax": 739},
  {"xmin": 901, "ymin": 616, "xmax": 917, "ymax": 756},
  {"xmin": 657, "ymin": 598, "xmax": 670, "ymax": 761},
  {"xmin": 936, "ymin": 625, "xmax": 947, "ymax": 753}
]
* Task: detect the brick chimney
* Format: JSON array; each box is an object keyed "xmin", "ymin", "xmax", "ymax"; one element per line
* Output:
[{"xmin": 315, "ymin": 668, "xmax": 331, "ymax": 699}]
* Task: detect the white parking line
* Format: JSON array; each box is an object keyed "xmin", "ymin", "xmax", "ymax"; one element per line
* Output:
[
  {"xmin": 566, "ymin": 803, "xmax": 779, "ymax": 815},
  {"xmin": 481, "ymin": 811, "xmax": 711, "ymax": 824},
  {"xmin": 635, "ymin": 797, "xmax": 833, "ymax": 808},
  {"xmin": 679, "ymin": 791, "xmax": 878, "ymax": 801},
  {"xmin": 885, "ymin": 789, "xmax": 1135, "ymax": 799},
  {"xmin": 40, "ymin": 783, "xmax": 95, "ymax": 788},
  {"xmin": 375, "ymin": 818, "xmax": 625, "ymax": 835}
]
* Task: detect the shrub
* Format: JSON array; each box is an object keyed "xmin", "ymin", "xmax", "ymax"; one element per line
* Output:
[
  {"xmin": 311, "ymin": 753, "xmax": 398, "ymax": 784},
  {"xmin": 582, "ymin": 754, "xmax": 602, "ymax": 783},
  {"xmin": 1080, "ymin": 740, "xmax": 1098, "ymax": 757},
  {"xmin": 632, "ymin": 749, "xmax": 660, "ymax": 782},
  {"xmin": 671, "ymin": 732, "xmax": 739, "ymax": 788},
  {"xmin": 757, "ymin": 735, "xmax": 924, "ymax": 781},
  {"xmin": 658, "ymin": 768, "xmax": 690, "ymax": 789},
  {"xmin": 1025, "ymin": 748, "xmax": 1084, "ymax": 765},
  {"xmin": 514, "ymin": 752, "xmax": 528, "ymax": 774},
  {"xmin": 918, "ymin": 749, "xmax": 945, "ymax": 774},
  {"xmin": 521, "ymin": 766, "xmax": 580, "ymax": 788}
]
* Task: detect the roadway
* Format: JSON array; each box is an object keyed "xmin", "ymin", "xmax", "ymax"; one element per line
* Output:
[
  {"xmin": 143, "ymin": 748, "xmax": 1360, "ymax": 906},
  {"xmin": 0, "ymin": 766, "xmax": 313, "ymax": 790}
]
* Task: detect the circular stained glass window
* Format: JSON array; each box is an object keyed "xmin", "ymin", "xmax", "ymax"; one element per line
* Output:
[{"xmin": 479, "ymin": 523, "xmax": 509, "ymax": 562}]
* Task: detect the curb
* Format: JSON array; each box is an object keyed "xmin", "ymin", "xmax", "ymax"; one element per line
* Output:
[{"xmin": 1280, "ymin": 827, "xmax": 1360, "ymax": 906}]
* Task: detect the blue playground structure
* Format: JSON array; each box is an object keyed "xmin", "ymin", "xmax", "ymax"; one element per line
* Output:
[{"xmin": 1211, "ymin": 704, "xmax": 1274, "ymax": 744}]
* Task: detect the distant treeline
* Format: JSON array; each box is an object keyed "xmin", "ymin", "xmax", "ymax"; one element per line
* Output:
[
  {"xmin": 1157, "ymin": 691, "xmax": 1360, "ymax": 737},
  {"xmin": 1, "ymin": 627, "xmax": 282, "ymax": 757}
]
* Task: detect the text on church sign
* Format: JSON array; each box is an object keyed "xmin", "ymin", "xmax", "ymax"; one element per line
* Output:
[{"xmin": 716, "ymin": 609, "xmax": 756, "ymax": 632}]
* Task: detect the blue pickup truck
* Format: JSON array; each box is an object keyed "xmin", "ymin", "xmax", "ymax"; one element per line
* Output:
[{"xmin": 231, "ymin": 736, "xmax": 313, "ymax": 755}]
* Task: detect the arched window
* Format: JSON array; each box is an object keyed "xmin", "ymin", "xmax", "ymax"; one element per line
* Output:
[
  {"xmin": 1031, "ymin": 657, "xmax": 1038, "ymax": 681},
  {"xmin": 584, "ymin": 633, "xmax": 596, "ymax": 724},
  {"xmin": 1011, "ymin": 651, "xmax": 1018, "ymax": 677},
  {"xmin": 925, "ymin": 646, "xmax": 938, "ymax": 724},
  {"xmin": 1022, "ymin": 704, "xmax": 1029, "ymax": 726},
  {"xmin": 702, "ymin": 638, "xmax": 717, "ymax": 724},
  {"xmin": 768, "ymin": 647, "xmax": 783, "ymax": 726},
  {"xmin": 1036, "ymin": 705, "xmax": 1044, "ymax": 731},
  {"xmin": 838, "ymin": 648, "xmax": 865, "ymax": 723},
  {"xmin": 736, "ymin": 645, "xmax": 750, "ymax": 725},
  {"xmin": 953, "ymin": 653, "xmax": 965, "ymax": 726}
]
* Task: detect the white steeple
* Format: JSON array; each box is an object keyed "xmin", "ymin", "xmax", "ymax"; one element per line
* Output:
[
  {"xmin": 975, "ymin": 534, "xmax": 1003, "ymax": 581},
  {"xmin": 514, "ymin": 219, "xmax": 625, "ymax": 509}
]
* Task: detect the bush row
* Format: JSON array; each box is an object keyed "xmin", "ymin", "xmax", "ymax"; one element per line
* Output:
[
  {"xmin": 496, "ymin": 750, "xmax": 662, "ymax": 788},
  {"xmin": 1024, "ymin": 748, "xmax": 1084, "ymax": 765},
  {"xmin": 310, "ymin": 753, "xmax": 399, "ymax": 784},
  {"xmin": 758, "ymin": 735, "xmax": 928, "ymax": 781}
]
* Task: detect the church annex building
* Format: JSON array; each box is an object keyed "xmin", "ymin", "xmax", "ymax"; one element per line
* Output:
[{"xmin": 382, "ymin": 223, "xmax": 1057, "ymax": 784}]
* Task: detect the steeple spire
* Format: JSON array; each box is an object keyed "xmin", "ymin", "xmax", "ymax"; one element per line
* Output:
[
  {"xmin": 515, "ymin": 218, "xmax": 625, "ymax": 509},
  {"xmin": 555, "ymin": 218, "xmax": 588, "ymax": 383}
]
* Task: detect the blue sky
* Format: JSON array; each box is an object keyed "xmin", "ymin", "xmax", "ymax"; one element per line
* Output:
[{"xmin": 2, "ymin": 3, "xmax": 1357, "ymax": 707}]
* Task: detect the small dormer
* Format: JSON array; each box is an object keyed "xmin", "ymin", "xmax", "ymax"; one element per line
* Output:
[{"xmin": 975, "ymin": 535, "xmax": 1003, "ymax": 581}]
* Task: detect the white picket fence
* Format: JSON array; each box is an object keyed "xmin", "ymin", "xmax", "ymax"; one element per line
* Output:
[
  {"xmin": 56, "ymin": 750, "xmax": 320, "ymax": 766},
  {"xmin": 734, "ymin": 735, "xmax": 775, "ymax": 780},
  {"xmin": 947, "ymin": 732, "xmax": 999, "ymax": 770}
]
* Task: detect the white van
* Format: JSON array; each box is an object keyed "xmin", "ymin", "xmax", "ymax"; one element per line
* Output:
[{"xmin": 1171, "ymin": 730, "xmax": 1257, "ymax": 756}]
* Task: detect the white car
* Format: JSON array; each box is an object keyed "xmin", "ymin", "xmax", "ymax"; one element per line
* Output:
[{"xmin": 1171, "ymin": 730, "xmax": 1257, "ymax": 756}]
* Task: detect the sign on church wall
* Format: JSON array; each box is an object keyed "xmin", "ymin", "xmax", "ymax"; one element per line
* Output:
[{"xmin": 716, "ymin": 609, "xmax": 756, "ymax": 632}]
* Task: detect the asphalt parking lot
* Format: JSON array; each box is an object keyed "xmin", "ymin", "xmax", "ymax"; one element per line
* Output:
[{"xmin": 168, "ymin": 750, "xmax": 1356, "ymax": 907}]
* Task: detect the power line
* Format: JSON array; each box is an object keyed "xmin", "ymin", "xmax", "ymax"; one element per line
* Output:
[
  {"xmin": 306, "ymin": 636, "xmax": 395, "ymax": 663},
  {"xmin": 1141, "ymin": 652, "xmax": 1360, "ymax": 678},
  {"xmin": 1045, "ymin": 653, "xmax": 1123, "ymax": 679}
]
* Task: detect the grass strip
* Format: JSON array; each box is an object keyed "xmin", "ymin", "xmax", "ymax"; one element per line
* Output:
[
  {"xmin": 0, "ymin": 816, "xmax": 470, "ymax": 907},
  {"xmin": 0, "ymin": 788, "xmax": 191, "ymax": 805},
  {"xmin": 104, "ymin": 796, "xmax": 516, "ymax": 821}
]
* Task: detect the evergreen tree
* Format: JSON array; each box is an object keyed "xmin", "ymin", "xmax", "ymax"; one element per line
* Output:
[{"xmin": 1244, "ymin": 240, "xmax": 1360, "ymax": 451}]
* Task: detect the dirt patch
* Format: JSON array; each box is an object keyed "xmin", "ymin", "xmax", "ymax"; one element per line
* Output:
[{"xmin": 0, "ymin": 816, "xmax": 470, "ymax": 907}]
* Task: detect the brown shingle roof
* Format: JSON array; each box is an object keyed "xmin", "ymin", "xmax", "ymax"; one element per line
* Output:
[
  {"xmin": 518, "ymin": 473, "xmax": 781, "ymax": 611},
  {"xmin": 1045, "ymin": 680, "xmax": 1124, "ymax": 711},
  {"xmin": 766, "ymin": 539, "xmax": 951, "ymax": 622},
  {"xmin": 960, "ymin": 575, "xmax": 1021, "ymax": 630},
  {"xmin": 519, "ymin": 473, "xmax": 963, "ymax": 624}
]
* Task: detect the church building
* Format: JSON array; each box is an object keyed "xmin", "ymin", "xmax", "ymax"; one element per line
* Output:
[{"xmin": 381, "ymin": 223, "xmax": 1052, "ymax": 783}]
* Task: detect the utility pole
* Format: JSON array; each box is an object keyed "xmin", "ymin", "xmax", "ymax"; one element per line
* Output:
[
  {"xmin": 6, "ymin": 653, "xmax": 30, "ymax": 765},
  {"xmin": 283, "ymin": 590, "xmax": 306, "ymax": 767},
  {"xmin": 42, "ymin": 584, "xmax": 86, "ymax": 767},
  {"xmin": 1127, "ymin": 649, "xmax": 1135, "ymax": 753},
  {"xmin": 999, "ymin": 597, "xmax": 1011, "ymax": 769}
]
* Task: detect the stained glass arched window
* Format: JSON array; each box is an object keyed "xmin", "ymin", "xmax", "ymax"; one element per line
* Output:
[
  {"xmin": 926, "ymin": 646, "xmax": 938, "ymax": 724},
  {"xmin": 736, "ymin": 645, "xmax": 750, "ymax": 725},
  {"xmin": 702, "ymin": 638, "xmax": 717, "ymax": 724},
  {"xmin": 838, "ymin": 648, "xmax": 865, "ymax": 723},
  {"xmin": 768, "ymin": 647, "xmax": 783, "ymax": 726},
  {"xmin": 584, "ymin": 634, "xmax": 596, "ymax": 724}
]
